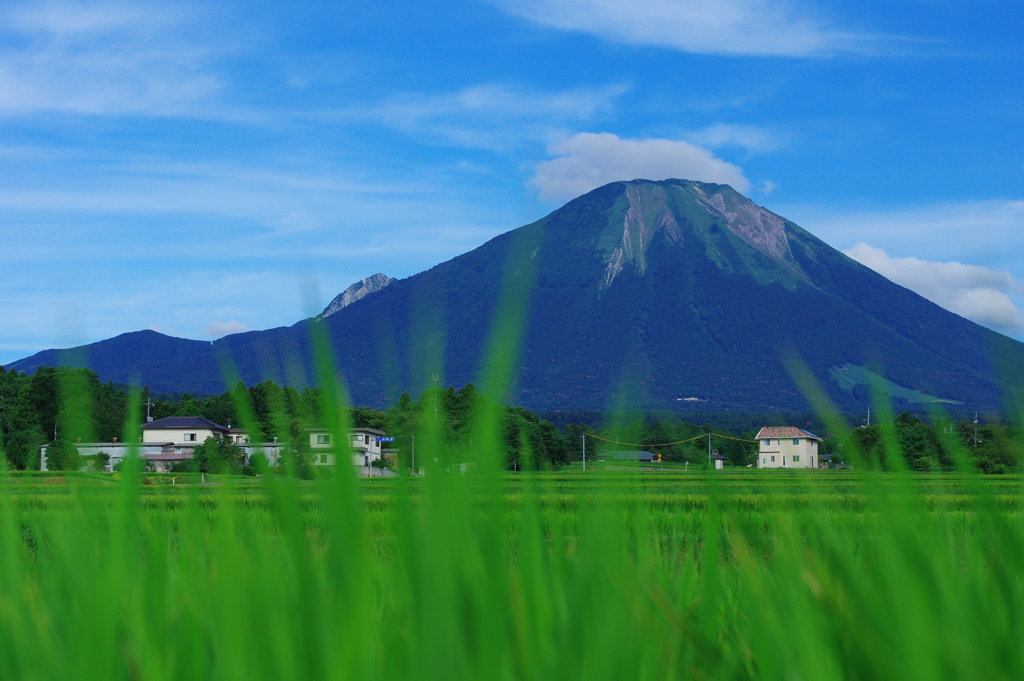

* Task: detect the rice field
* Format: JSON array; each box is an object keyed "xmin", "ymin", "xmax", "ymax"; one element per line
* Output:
[{"xmin": 1, "ymin": 465, "xmax": 1021, "ymax": 680}]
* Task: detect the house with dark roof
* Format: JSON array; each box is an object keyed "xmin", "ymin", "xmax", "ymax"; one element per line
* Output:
[
  {"xmin": 755, "ymin": 426, "xmax": 823, "ymax": 469},
  {"xmin": 142, "ymin": 416, "xmax": 231, "ymax": 445},
  {"xmin": 41, "ymin": 416, "xmax": 234, "ymax": 472}
]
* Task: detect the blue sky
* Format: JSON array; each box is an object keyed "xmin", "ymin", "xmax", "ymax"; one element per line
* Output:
[{"xmin": 2, "ymin": 0, "xmax": 1023, "ymax": 364}]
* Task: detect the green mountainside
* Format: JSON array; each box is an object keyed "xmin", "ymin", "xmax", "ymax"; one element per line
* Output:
[{"xmin": 9, "ymin": 179, "xmax": 1024, "ymax": 413}]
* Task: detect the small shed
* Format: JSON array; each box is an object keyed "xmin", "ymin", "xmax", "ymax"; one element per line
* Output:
[{"xmin": 710, "ymin": 452, "xmax": 728, "ymax": 470}]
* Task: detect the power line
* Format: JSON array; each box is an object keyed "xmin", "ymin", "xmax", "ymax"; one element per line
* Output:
[{"xmin": 583, "ymin": 431, "xmax": 758, "ymax": 447}]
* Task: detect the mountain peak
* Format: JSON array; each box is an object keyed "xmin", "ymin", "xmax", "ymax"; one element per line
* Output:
[
  {"xmin": 319, "ymin": 273, "xmax": 394, "ymax": 318},
  {"xmin": 597, "ymin": 179, "xmax": 803, "ymax": 289}
]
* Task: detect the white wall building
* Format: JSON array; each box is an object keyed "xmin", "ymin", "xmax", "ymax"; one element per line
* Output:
[
  {"xmin": 307, "ymin": 427, "xmax": 387, "ymax": 468},
  {"xmin": 755, "ymin": 427, "xmax": 823, "ymax": 469},
  {"xmin": 142, "ymin": 416, "xmax": 230, "ymax": 445},
  {"xmin": 42, "ymin": 417, "xmax": 390, "ymax": 474}
]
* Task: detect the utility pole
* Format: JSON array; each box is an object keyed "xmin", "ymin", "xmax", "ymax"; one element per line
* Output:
[
  {"xmin": 973, "ymin": 413, "xmax": 979, "ymax": 448},
  {"xmin": 708, "ymin": 432, "xmax": 711, "ymax": 467},
  {"xmin": 432, "ymin": 374, "xmax": 439, "ymax": 421},
  {"xmin": 412, "ymin": 434, "xmax": 416, "ymax": 475},
  {"xmin": 143, "ymin": 386, "xmax": 154, "ymax": 423},
  {"xmin": 582, "ymin": 433, "xmax": 586, "ymax": 471}
]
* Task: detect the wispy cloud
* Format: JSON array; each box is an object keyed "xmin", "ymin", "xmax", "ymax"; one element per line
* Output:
[
  {"xmin": 530, "ymin": 132, "xmax": 748, "ymax": 203},
  {"xmin": 845, "ymin": 242, "xmax": 1024, "ymax": 337},
  {"xmin": 201, "ymin": 320, "xmax": 250, "ymax": 338},
  {"xmin": 146, "ymin": 323, "xmax": 179, "ymax": 337},
  {"xmin": 340, "ymin": 83, "xmax": 628, "ymax": 150},
  {"xmin": 495, "ymin": 0, "xmax": 892, "ymax": 57},
  {"xmin": 0, "ymin": 1, "xmax": 223, "ymax": 117},
  {"xmin": 785, "ymin": 199, "xmax": 1024, "ymax": 267},
  {"xmin": 684, "ymin": 123, "xmax": 788, "ymax": 153}
]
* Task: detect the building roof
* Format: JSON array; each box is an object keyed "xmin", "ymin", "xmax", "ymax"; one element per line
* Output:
[
  {"xmin": 755, "ymin": 426, "xmax": 822, "ymax": 440},
  {"xmin": 142, "ymin": 416, "xmax": 229, "ymax": 431},
  {"xmin": 305, "ymin": 427, "xmax": 388, "ymax": 436}
]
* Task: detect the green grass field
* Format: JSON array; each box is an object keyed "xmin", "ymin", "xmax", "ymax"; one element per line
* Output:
[{"xmin": 1, "ymin": 467, "xmax": 1021, "ymax": 680}]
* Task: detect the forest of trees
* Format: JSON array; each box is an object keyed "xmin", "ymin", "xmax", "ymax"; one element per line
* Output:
[{"xmin": 0, "ymin": 365, "xmax": 1019, "ymax": 473}]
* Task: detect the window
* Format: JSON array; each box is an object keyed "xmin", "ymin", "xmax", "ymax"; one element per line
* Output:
[
  {"xmin": 793, "ymin": 438, "xmax": 800, "ymax": 445},
  {"xmin": 316, "ymin": 434, "xmax": 331, "ymax": 445},
  {"xmin": 770, "ymin": 455, "xmax": 776, "ymax": 463},
  {"xmin": 762, "ymin": 458, "xmax": 766, "ymax": 465},
  {"xmin": 364, "ymin": 435, "xmax": 370, "ymax": 445},
  {"xmin": 185, "ymin": 433, "xmax": 196, "ymax": 442},
  {"xmin": 762, "ymin": 439, "xmax": 770, "ymax": 446},
  {"xmin": 793, "ymin": 455, "xmax": 800, "ymax": 462},
  {"xmin": 320, "ymin": 454, "xmax": 328, "ymax": 464}
]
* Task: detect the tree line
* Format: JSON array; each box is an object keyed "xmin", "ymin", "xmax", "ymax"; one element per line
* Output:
[
  {"xmin": 0, "ymin": 365, "xmax": 1018, "ymax": 473},
  {"xmin": 844, "ymin": 412, "xmax": 1021, "ymax": 473}
]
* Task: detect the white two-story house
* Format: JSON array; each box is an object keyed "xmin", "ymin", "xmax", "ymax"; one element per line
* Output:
[
  {"xmin": 755, "ymin": 427, "xmax": 823, "ymax": 469},
  {"xmin": 142, "ymin": 416, "xmax": 230, "ymax": 445},
  {"xmin": 307, "ymin": 427, "xmax": 387, "ymax": 468}
]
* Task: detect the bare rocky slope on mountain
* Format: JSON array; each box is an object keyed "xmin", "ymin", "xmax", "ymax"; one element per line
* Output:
[{"xmin": 318, "ymin": 273, "xmax": 394, "ymax": 319}]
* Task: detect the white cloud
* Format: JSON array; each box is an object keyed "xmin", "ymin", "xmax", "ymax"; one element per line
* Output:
[
  {"xmin": 496, "ymin": 0, "xmax": 883, "ymax": 57},
  {"xmin": 201, "ymin": 320, "xmax": 251, "ymax": 338},
  {"xmin": 530, "ymin": 132, "xmax": 748, "ymax": 203},
  {"xmin": 844, "ymin": 242, "xmax": 1024, "ymax": 336}
]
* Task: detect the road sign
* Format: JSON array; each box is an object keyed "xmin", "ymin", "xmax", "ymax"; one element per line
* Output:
[{"xmin": 376, "ymin": 437, "xmax": 395, "ymax": 442}]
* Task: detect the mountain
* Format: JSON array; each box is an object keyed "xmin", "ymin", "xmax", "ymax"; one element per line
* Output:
[
  {"xmin": 318, "ymin": 273, "xmax": 394, "ymax": 319},
  {"xmin": 9, "ymin": 179, "xmax": 1024, "ymax": 412}
]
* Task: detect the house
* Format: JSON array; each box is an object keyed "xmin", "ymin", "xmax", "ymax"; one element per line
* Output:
[
  {"xmin": 755, "ymin": 427, "xmax": 823, "ymax": 469},
  {"xmin": 42, "ymin": 416, "xmax": 254, "ymax": 472},
  {"xmin": 42, "ymin": 420, "xmax": 390, "ymax": 473},
  {"xmin": 307, "ymin": 427, "xmax": 386, "ymax": 468},
  {"xmin": 142, "ymin": 416, "xmax": 231, "ymax": 444}
]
